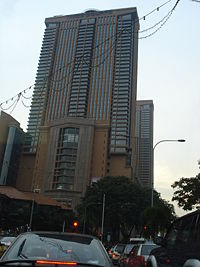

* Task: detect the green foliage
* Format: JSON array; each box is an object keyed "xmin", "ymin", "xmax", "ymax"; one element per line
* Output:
[
  {"xmin": 171, "ymin": 173, "xmax": 200, "ymax": 210},
  {"xmin": 77, "ymin": 176, "xmax": 175, "ymax": 242},
  {"xmin": 140, "ymin": 203, "xmax": 176, "ymax": 239},
  {"xmin": 0, "ymin": 197, "xmax": 74, "ymax": 233}
]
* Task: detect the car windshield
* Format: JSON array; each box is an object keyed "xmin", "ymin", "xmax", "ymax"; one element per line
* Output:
[
  {"xmin": 141, "ymin": 245, "xmax": 158, "ymax": 256},
  {"xmin": 2, "ymin": 233, "xmax": 107, "ymax": 266}
]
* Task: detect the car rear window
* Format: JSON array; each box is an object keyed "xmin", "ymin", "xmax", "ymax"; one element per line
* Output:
[
  {"xmin": 141, "ymin": 245, "xmax": 158, "ymax": 255},
  {"xmin": 124, "ymin": 244, "xmax": 135, "ymax": 254},
  {"xmin": 116, "ymin": 244, "xmax": 125, "ymax": 253}
]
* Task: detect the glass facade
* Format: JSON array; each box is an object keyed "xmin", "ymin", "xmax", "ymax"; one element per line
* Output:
[
  {"xmin": 134, "ymin": 101, "xmax": 153, "ymax": 187},
  {"xmin": 52, "ymin": 127, "xmax": 79, "ymax": 190},
  {"xmin": 110, "ymin": 14, "xmax": 136, "ymax": 153},
  {"xmin": 89, "ymin": 16, "xmax": 115, "ymax": 121},
  {"xmin": 25, "ymin": 8, "xmax": 139, "ymax": 158},
  {"xmin": 68, "ymin": 18, "xmax": 95, "ymax": 117},
  {"xmin": 0, "ymin": 126, "xmax": 24, "ymax": 186},
  {"xmin": 25, "ymin": 23, "xmax": 58, "ymax": 152}
]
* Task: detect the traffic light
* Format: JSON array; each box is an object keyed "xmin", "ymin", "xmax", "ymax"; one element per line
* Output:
[
  {"xmin": 144, "ymin": 225, "xmax": 147, "ymax": 230},
  {"xmin": 72, "ymin": 221, "xmax": 78, "ymax": 232},
  {"xmin": 73, "ymin": 221, "xmax": 78, "ymax": 228}
]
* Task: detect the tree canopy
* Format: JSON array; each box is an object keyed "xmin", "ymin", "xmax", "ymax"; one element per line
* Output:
[
  {"xmin": 77, "ymin": 176, "xmax": 175, "ymax": 242},
  {"xmin": 171, "ymin": 173, "xmax": 200, "ymax": 210}
]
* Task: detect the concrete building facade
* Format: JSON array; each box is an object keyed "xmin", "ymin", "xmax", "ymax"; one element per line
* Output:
[
  {"xmin": 0, "ymin": 111, "xmax": 24, "ymax": 186},
  {"xmin": 19, "ymin": 8, "xmax": 139, "ymax": 209}
]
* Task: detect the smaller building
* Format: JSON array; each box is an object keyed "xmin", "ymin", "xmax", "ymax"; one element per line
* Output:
[
  {"xmin": 134, "ymin": 100, "xmax": 154, "ymax": 188},
  {"xmin": 0, "ymin": 111, "xmax": 24, "ymax": 186}
]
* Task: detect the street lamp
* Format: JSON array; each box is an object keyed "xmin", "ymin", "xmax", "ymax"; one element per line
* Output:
[
  {"xmin": 101, "ymin": 194, "xmax": 106, "ymax": 242},
  {"xmin": 29, "ymin": 188, "xmax": 40, "ymax": 230},
  {"xmin": 83, "ymin": 201, "xmax": 102, "ymax": 234},
  {"xmin": 82, "ymin": 193, "xmax": 105, "ymax": 243},
  {"xmin": 151, "ymin": 139, "xmax": 185, "ymax": 208}
]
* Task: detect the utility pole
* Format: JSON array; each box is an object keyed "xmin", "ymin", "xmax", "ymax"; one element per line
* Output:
[{"xmin": 101, "ymin": 193, "xmax": 105, "ymax": 242}]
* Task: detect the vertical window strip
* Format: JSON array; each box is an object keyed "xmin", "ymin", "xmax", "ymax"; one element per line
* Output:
[
  {"xmin": 102, "ymin": 19, "xmax": 110, "ymax": 120},
  {"xmin": 93, "ymin": 22, "xmax": 101, "ymax": 118},
  {"xmin": 38, "ymin": 29, "xmax": 54, "ymax": 124},
  {"xmin": 90, "ymin": 22, "xmax": 99, "ymax": 118},
  {"xmin": 57, "ymin": 22, "xmax": 68, "ymax": 119},
  {"xmin": 60, "ymin": 24, "xmax": 68, "ymax": 117},
  {"xmin": 66, "ymin": 22, "xmax": 78, "ymax": 116},
  {"xmin": 62, "ymin": 22, "xmax": 73, "ymax": 116},
  {"xmin": 98, "ymin": 19, "xmax": 106, "ymax": 120},
  {"xmin": 49, "ymin": 29, "xmax": 63, "ymax": 121},
  {"xmin": 57, "ymin": 25, "xmax": 67, "ymax": 119},
  {"xmin": 46, "ymin": 29, "xmax": 58, "ymax": 121},
  {"xmin": 106, "ymin": 19, "xmax": 115, "ymax": 120},
  {"xmin": 95, "ymin": 20, "xmax": 103, "ymax": 119}
]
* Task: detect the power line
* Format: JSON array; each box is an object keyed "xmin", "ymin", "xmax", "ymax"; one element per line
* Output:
[{"xmin": 0, "ymin": 0, "xmax": 178, "ymax": 113}]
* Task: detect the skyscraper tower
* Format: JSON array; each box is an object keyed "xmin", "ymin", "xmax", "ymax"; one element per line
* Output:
[
  {"xmin": 134, "ymin": 100, "xmax": 154, "ymax": 188},
  {"xmin": 20, "ymin": 8, "xmax": 139, "ymax": 208}
]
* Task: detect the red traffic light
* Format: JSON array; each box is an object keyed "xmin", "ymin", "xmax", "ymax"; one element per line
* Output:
[{"xmin": 73, "ymin": 221, "xmax": 78, "ymax": 227}]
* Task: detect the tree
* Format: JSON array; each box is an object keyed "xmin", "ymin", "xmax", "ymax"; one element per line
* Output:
[
  {"xmin": 140, "ymin": 201, "xmax": 176, "ymax": 239},
  {"xmin": 77, "ymin": 176, "xmax": 175, "ymax": 242},
  {"xmin": 171, "ymin": 173, "xmax": 200, "ymax": 210}
]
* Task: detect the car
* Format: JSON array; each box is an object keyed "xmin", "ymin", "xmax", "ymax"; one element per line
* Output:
[
  {"xmin": 111, "ymin": 243, "xmax": 126, "ymax": 265},
  {"xmin": 0, "ymin": 231, "xmax": 113, "ymax": 267},
  {"xmin": 127, "ymin": 242, "xmax": 159, "ymax": 267},
  {"xmin": 129, "ymin": 238, "xmax": 146, "ymax": 245},
  {"xmin": 108, "ymin": 246, "xmax": 115, "ymax": 258},
  {"xmin": 118, "ymin": 243, "xmax": 135, "ymax": 267},
  {"xmin": 147, "ymin": 209, "xmax": 200, "ymax": 267},
  {"xmin": 0, "ymin": 236, "xmax": 15, "ymax": 257}
]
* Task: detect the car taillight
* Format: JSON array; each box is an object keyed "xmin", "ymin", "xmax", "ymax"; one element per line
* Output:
[{"xmin": 36, "ymin": 260, "xmax": 77, "ymax": 266}]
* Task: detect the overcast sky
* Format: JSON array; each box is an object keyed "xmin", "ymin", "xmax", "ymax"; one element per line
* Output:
[{"xmin": 0, "ymin": 0, "xmax": 199, "ymax": 216}]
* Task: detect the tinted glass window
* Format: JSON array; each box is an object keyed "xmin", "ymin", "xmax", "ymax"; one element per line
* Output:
[
  {"xmin": 3, "ymin": 233, "xmax": 107, "ymax": 266},
  {"xmin": 141, "ymin": 245, "xmax": 158, "ymax": 256},
  {"xmin": 115, "ymin": 244, "xmax": 125, "ymax": 253},
  {"xmin": 124, "ymin": 244, "xmax": 135, "ymax": 255},
  {"xmin": 176, "ymin": 216, "xmax": 193, "ymax": 245},
  {"xmin": 165, "ymin": 220, "xmax": 180, "ymax": 247}
]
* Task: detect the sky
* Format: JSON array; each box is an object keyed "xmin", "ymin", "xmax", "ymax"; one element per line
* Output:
[{"xmin": 0, "ymin": 0, "xmax": 200, "ymax": 216}]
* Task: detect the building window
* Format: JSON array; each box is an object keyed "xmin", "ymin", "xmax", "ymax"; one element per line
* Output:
[{"xmin": 52, "ymin": 127, "xmax": 79, "ymax": 191}]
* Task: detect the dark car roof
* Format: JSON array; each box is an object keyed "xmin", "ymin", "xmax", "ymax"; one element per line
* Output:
[
  {"xmin": 19, "ymin": 231, "xmax": 97, "ymax": 239},
  {"xmin": 174, "ymin": 209, "xmax": 200, "ymax": 222},
  {"xmin": 16, "ymin": 231, "xmax": 100, "ymax": 244}
]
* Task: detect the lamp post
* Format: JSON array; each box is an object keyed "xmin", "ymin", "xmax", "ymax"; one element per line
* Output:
[
  {"xmin": 101, "ymin": 194, "xmax": 106, "ymax": 242},
  {"xmin": 29, "ymin": 188, "xmax": 40, "ymax": 230},
  {"xmin": 83, "ymin": 201, "xmax": 102, "ymax": 234},
  {"xmin": 151, "ymin": 139, "xmax": 185, "ymax": 208}
]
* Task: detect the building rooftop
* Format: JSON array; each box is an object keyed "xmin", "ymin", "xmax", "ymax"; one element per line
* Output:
[{"xmin": 0, "ymin": 186, "xmax": 68, "ymax": 210}]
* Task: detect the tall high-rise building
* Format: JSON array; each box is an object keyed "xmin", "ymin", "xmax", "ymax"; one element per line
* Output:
[
  {"xmin": 134, "ymin": 100, "xmax": 154, "ymax": 188},
  {"xmin": 19, "ymin": 8, "xmax": 139, "ymax": 208}
]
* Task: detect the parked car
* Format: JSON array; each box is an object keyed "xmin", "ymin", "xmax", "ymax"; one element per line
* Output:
[
  {"xmin": 0, "ymin": 231, "xmax": 113, "ymax": 267},
  {"xmin": 108, "ymin": 245, "xmax": 115, "ymax": 258},
  {"xmin": 0, "ymin": 236, "xmax": 15, "ymax": 257},
  {"xmin": 127, "ymin": 242, "xmax": 159, "ymax": 267},
  {"xmin": 111, "ymin": 243, "xmax": 126, "ymax": 265},
  {"xmin": 118, "ymin": 243, "xmax": 135, "ymax": 267},
  {"xmin": 147, "ymin": 209, "xmax": 200, "ymax": 267},
  {"xmin": 129, "ymin": 238, "xmax": 146, "ymax": 245}
]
